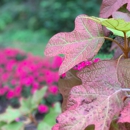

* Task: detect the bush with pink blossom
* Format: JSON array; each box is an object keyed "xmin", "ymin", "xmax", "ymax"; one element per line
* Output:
[{"xmin": 0, "ymin": 47, "xmax": 62, "ymax": 111}]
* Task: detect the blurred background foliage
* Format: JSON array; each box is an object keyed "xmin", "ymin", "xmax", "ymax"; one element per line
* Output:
[
  {"xmin": 0, "ymin": 0, "xmax": 102, "ymax": 32},
  {"xmin": 0, "ymin": 0, "xmax": 113, "ymax": 58}
]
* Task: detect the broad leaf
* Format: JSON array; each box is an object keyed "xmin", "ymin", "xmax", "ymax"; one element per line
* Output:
[
  {"xmin": 0, "ymin": 107, "xmax": 21, "ymax": 123},
  {"xmin": 118, "ymin": 102, "xmax": 130, "ymax": 123},
  {"xmin": 19, "ymin": 97, "xmax": 32, "ymax": 115},
  {"xmin": 44, "ymin": 15, "xmax": 104, "ymax": 74},
  {"xmin": 58, "ymin": 69, "xmax": 82, "ymax": 111},
  {"xmin": 53, "ymin": 60, "xmax": 126, "ymax": 130},
  {"xmin": 31, "ymin": 87, "xmax": 47, "ymax": 109},
  {"xmin": 117, "ymin": 59, "xmax": 130, "ymax": 88},
  {"xmin": 112, "ymin": 11, "xmax": 130, "ymax": 22},
  {"xmin": 1, "ymin": 122, "xmax": 24, "ymax": 130},
  {"xmin": 91, "ymin": 17, "xmax": 130, "ymax": 37},
  {"xmin": 100, "ymin": 0, "xmax": 130, "ymax": 18}
]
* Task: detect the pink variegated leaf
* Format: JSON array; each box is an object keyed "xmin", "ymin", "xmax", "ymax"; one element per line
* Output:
[
  {"xmin": 54, "ymin": 60, "xmax": 127, "ymax": 130},
  {"xmin": 56, "ymin": 85, "xmax": 125, "ymax": 130},
  {"xmin": 52, "ymin": 124, "xmax": 60, "ymax": 130},
  {"xmin": 112, "ymin": 11, "xmax": 130, "ymax": 22},
  {"xmin": 117, "ymin": 59, "xmax": 130, "ymax": 88},
  {"xmin": 78, "ymin": 60, "xmax": 120, "ymax": 93},
  {"xmin": 44, "ymin": 15, "xmax": 104, "ymax": 75},
  {"xmin": 100, "ymin": 0, "xmax": 130, "ymax": 18},
  {"xmin": 118, "ymin": 102, "xmax": 130, "ymax": 123}
]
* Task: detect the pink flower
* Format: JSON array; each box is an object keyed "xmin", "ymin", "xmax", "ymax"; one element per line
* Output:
[
  {"xmin": 31, "ymin": 88, "xmax": 38, "ymax": 94},
  {"xmin": 15, "ymin": 118, "xmax": 20, "ymax": 122},
  {"xmin": 6, "ymin": 90, "xmax": 15, "ymax": 99},
  {"xmin": 14, "ymin": 86, "xmax": 22, "ymax": 97},
  {"xmin": 93, "ymin": 58, "xmax": 100, "ymax": 63},
  {"xmin": 49, "ymin": 85, "xmax": 58, "ymax": 95},
  {"xmin": 38, "ymin": 104, "xmax": 48, "ymax": 113},
  {"xmin": 60, "ymin": 73, "xmax": 66, "ymax": 78},
  {"xmin": 51, "ymin": 56, "xmax": 63, "ymax": 69},
  {"xmin": 0, "ymin": 88, "xmax": 7, "ymax": 96}
]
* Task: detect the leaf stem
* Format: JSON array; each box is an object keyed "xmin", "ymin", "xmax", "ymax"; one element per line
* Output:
[
  {"xmin": 104, "ymin": 36, "xmax": 124, "ymax": 52},
  {"xmin": 29, "ymin": 114, "xmax": 38, "ymax": 126},
  {"xmin": 123, "ymin": 32, "xmax": 128, "ymax": 49},
  {"xmin": 123, "ymin": 32, "xmax": 129, "ymax": 58}
]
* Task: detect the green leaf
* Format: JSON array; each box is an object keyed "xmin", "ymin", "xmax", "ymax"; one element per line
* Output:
[
  {"xmin": 31, "ymin": 87, "xmax": 47, "ymax": 109},
  {"xmin": 0, "ymin": 122, "xmax": 6, "ymax": 128},
  {"xmin": 90, "ymin": 17, "xmax": 130, "ymax": 37},
  {"xmin": 0, "ymin": 107, "xmax": 21, "ymax": 123},
  {"xmin": 19, "ymin": 97, "xmax": 32, "ymax": 115},
  {"xmin": 37, "ymin": 102, "xmax": 61, "ymax": 130},
  {"xmin": 1, "ymin": 122, "xmax": 24, "ymax": 130},
  {"xmin": 19, "ymin": 87, "xmax": 47, "ymax": 115},
  {"xmin": 38, "ymin": 123, "xmax": 51, "ymax": 130}
]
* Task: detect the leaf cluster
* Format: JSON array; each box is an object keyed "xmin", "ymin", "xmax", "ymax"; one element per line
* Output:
[
  {"xmin": 0, "ymin": 87, "xmax": 61, "ymax": 130},
  {"xmin": 44, "ymin": 0, "xmax": 130, "ymax": 130}
]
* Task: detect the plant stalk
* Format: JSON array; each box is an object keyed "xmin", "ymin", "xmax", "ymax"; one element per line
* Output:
[
  {"xmin": 123, "ymin": 32, "xmax": 129, "ymax": 58},
  {"xmin": 104, "ymin": 37, "xmax": 124, "ymax": 52},
  {"xmin": 29, "ymin": 114, "xmax": 38, "ymax": 126}
]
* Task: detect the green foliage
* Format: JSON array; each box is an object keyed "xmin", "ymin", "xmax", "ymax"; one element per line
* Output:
[
  {"xmin": 20, "ymin": 87, "xmax": 47, "ymax": 115},
  {"xmin": 1, "ymin": 122, "xmax": 24, "ymax": 130},
  {"xmin": 0, "ymin": 0, "xmax": 101, "ymax": 33},
  {"xmin": 37, "ymin": 103, "xmax": 61, "ymax": 130},
  {"xmin": 0, "ymin": 107, "xmax": 21, "ymax": 123},
  {"xmin": 91, "ymin": 17, "xmax": 130, "ymax": 37},
  {"xmin": 0, "ymin": 87, "xmax": 61, "ymax": 130}
]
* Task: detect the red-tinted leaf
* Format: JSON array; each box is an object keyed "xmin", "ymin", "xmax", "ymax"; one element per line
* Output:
[
  {"xmin": 118, "ymin": 102, "xmax": 130, "ymax": 123},
  {"xmin": 44, "ymin": 15, "xmax": 104, "ymax": 75},
  {"xmin": 112, "ymin": 11, "xmax": 130, "ymax": 22},
  {"xmin": 56, "ymin": 86, "xmax": 125, "ymax": 130},
  {"xmin": 58, "ymin": 69, "xmax": 82, "ymax": 112},
  {"xmin": 117, "ymin": 59, "xmax": 130, "ymax": 88},
  {"xmin": 54, "ymin": 60, "xmax": 126, "ymax": 130},
  {"xmin": 100, "ymin": 0, "xmax": 130, "ymax": 18}
]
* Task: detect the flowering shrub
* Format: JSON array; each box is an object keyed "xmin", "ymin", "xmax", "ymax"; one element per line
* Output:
[
  {"xmin": 0, "ymin": 87, "xmax": 61, "ymax": 130},
  {"xmin": 0, "ymin": 47, "xmax": 62, "ymax": 110}
]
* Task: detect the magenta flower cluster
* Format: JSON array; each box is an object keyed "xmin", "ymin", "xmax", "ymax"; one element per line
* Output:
[
  {"xmin": 0, "ymin": 48, "xmax": 63, "ymax": 113},
  {"xmin": 61, "ymin": 58, "xmax": 100, "ymax": 78}
]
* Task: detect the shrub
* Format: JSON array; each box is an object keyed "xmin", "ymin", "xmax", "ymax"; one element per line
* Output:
[{"xmin": 0, "ymin": 48, "xmax": 62, "ymax": 109}]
